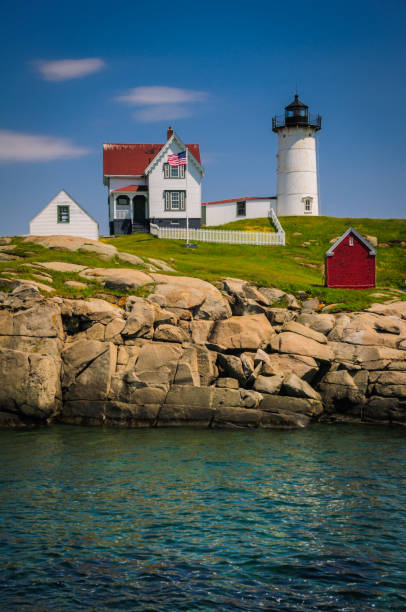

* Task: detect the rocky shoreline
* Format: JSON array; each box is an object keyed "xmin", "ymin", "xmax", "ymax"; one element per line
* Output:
[{"xmin": 0, "ymin": 273, "xmax": 405, "ymax": 430}]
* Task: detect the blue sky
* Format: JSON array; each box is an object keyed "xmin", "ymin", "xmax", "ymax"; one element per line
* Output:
[{"xmin": 0, "ymin": 0, "xmax": 405, "ymax": 235}]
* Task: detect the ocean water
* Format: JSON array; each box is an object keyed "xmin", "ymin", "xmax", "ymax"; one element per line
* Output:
[{"xmin": 0, "ymin": 425, "xmax": 405, "ymax": 611}]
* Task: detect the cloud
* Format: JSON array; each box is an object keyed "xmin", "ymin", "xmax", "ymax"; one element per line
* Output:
[
  {"xmin": 36, "ymin": 58, "xmax": 106, "ymax": 81},
  {"xmin": 115, "ymin": 86, "xmax": 209, "ymax": 122},
  {"xmin": 0, "ymin": 130, "xmax": 90, "ymax": 162},
  {"xmin": 134, "ymin": 105, "xmax": 194, "ymax": 123},
  {"xmin": 116, "ymin": 86, "xmax": 208, "ymax": 105}
]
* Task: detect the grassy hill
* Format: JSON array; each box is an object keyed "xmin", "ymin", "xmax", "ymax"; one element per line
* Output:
[
  {"xmin": 0, "ymin": 216, "xmax": 404, "ymax": 312},
  {"xmin": 105, "ymin": 216, "xmax": 406, "ymax": 311}
]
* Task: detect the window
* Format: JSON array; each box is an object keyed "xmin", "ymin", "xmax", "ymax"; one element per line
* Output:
[
  {"xmin": 164, "ymin": 191, "xmax": 186, "ymax": 211},
  {"xmin": 349, "ymin": 236, "xmax": 354, "ymax": 246},
  {"xmin": 236, "ymin": 201, "xmax": 246, "ymax": 216},
  {"xmin": 116, "ymin": 195, "xmax": 130, "ymax": 210},
  {"xmin": 164, "ymin": 163, "xmax": 185, "ymax": 179},
  {"xmin": 57, "ymin": 205, "xmax": 70, "ymax": 223},
  {"xmin": 304, "ymin": 199, "xmax": 312, "ymax": 213}
]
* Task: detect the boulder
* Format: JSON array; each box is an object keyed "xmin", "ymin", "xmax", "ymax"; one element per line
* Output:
[
  {"xmin": 135, "ymin": 342, "xmax": 182, "ymax": 384},
  {"xmin": 116, "ymin": 252, "xmax": 145, "ymax": 266},
  {"xmin": 79, "ymin": 268, "xmax": 152, "ymax": 289},
  {"xmin": 259, "ymin": 410, "xmax": 311, "ymax": 429},
  {"xmin": 154, "ymin": 324, "xmax": 189, "ymax": 343},
  {"xmin": 296, "ymin": 313, "xmax": 335, "ymax": 335},
  {"xmin": 0, "ymin": 303, "xmax": 63, "ymax": 338},
  {"xmin": 282, "ymin": 320, "xmax": 328, "ymax": 344},
  {"xmin": 362, "ymin": 396, "xmax": 396, "ymax": 422},
  {"xmin": 194, "ymin": 295, "xmax": 232, "ymax": 320},
  {"xmin": 271, "ymin": 331, "xmax": 333, "ymax": 362},
  {"xmin": 371, "ymin": 371, "xmax": 406, "ymax": 398},
  {"xmin": 264, "ymin": 353, "xmax": 319, "ymax": 381},
  {"xmin": 240, "ymin": 389, "xmax": 263, "ymax": 409},
  {"xmin": 62, "ymin": 340, "xmax": 117, "ymax": 401},
  {"xmin": 25, "ymin": 235, "xmax": 118, "ymax": 258},
  {"xmin": 61, "ymin": 298, "xmax": 123, "ymax": 325},
  {"xmin": 195, "ymin": 345, "xmax": 217, "ymax": 386},
  {"xmin": 253, "ymin": 374, "xmax": 284, "ymax": 395},
  {"xmin": 257, "ymin": 287, "xmax": 286, "ymax": 305},
  {"xmin": 318, "ymin": 370, "xmax": 364, "ymax": 408},
  {"xmin": 190, "ymin": 320, "xmax": 214, "ymax": 345},
  {"xmin": 0, "ymin": 348, "xmax": 61, "ymax": 418},
  {"xmin": 209, "ymin": 314, "xmax": 274, "ymax": 352},
  {"xmin": 301, "ymin": 297, "xmax": 320, "ymax": 313},
  {"xmin": 104, "ymin": 401, "xmax": 160, "ymax": 427},
  {"xmin": 65, "ymin": 280, "xmax": 88, "ymax": 289},
  {"xmin": 148, "ymin": 257, "xmax": 175, "ymax": 272},
  {"xmin": 212, "ymin": 387, "xmax": 242, "ymax": 407},
  {"xmin": 122, "ymin": 298, "xmax": 155, "ymax": 338},
  {"xmin": 150, "ymin": 274, "xmax": 227, "ymax": 311},
  {"xmin": 265, "ymin": 308, "xmax": 295, "ymax": 327},
  {"xmin": 282, "ymin": 373, "xmax": 321, "ymax": 400},
  {"xmin": 212, "ymin": 406, "xmax": 262, "ymax": 428},
  {"xmin": 366, "ymin": 302, "xmax": 406, "ymax": 319},
  {"xmin": 259, "ymin": 395, "xmax": 323, "ymax": 418},
  {"xmin": 217, "ymin": 353, "xmax": 245, "ymax": 385},
  {"xmin": 158, "ymin": 386, "xmax": 214, "ymax": 426},
  {"xmin": 173, "ymin": 346, "xmax": 200, "ymax": 386},
  {"xmin": 216, "ymin": 377, "xmax": 239, "ymax": 389},
  {"xmin": 38, "ymin": 261, "xmax": 87, "ymax": 273}
]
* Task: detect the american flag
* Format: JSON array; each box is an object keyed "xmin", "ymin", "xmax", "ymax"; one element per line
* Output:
[{"xmin": 168, "ymin": 150, "xmax": 187, "ymax": 166}]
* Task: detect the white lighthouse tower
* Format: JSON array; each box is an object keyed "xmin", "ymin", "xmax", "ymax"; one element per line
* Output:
[{"xmin": 272, "ymin": 95, "xmax": 321, "ymax": 216}]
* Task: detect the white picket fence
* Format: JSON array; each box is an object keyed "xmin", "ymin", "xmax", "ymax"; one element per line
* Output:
[{"xmin": 150, "ymin": 209, "xmax": 285, "ymax": 246}]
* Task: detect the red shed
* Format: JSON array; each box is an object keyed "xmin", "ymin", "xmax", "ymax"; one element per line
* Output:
[{"xmin": 325, "ymin": 228, "xmax": 376, "ymax": 288}]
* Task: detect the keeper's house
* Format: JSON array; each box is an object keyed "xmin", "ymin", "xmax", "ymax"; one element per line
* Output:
[
  {"xmin": 29, "ymin": 190, "xmax": 99, "ymax": 240},
  {"xmin": 202, "ymin": 196, "xmax": 276, "ymax": 226},
  {"xmin": 325, "ymin": 228, "xmax": 376, "ymax": 289},
  {"xmin": 103, "ymin": 127, "xmax": 204, "ymax": 235}
]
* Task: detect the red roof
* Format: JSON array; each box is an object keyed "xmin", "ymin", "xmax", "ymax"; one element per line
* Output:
[
  {"xmin": 103, "ymin": 143, "xmax": 201, "ymax": 176},
  {"xmin": 112, "ymin": 185, "xmax": 143, "ymax": 192},
  {"xmin": 202, "ymin": 196, "xmax": 276, "ymax": 206}
]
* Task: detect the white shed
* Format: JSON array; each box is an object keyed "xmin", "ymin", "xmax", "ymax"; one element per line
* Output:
[{"xmin": 30, "ymin": 190, "xmax": 99, "ymax": 240}]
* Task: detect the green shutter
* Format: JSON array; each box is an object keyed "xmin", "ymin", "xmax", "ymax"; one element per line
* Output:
[
  {"xmin": 164, "ymin": 163, "xmax": 169, "ymax": 178},
  {"xmin": 164, "ymin": 191, "xmax": 170, "ymax": 211},
  {"xmin": 180, "ymin": 191, "xmax": 185, "ymax": 211}
]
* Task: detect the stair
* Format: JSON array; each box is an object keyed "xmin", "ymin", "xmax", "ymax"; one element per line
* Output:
[{"xmin": 131, "ymin": 223, "xmax": 150, "ymax": 234}]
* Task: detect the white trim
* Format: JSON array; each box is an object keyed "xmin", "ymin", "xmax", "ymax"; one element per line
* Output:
[
  {"xmin": 144, "ymin": 132, "xmax": 203, "ymax": 176},
  {"xmin": 30, "ymin": 189, "xmax": 99, "ymax": 228},
  {"xmin": 325, "ymin": 227, "xmax": 376, "ymax": 257}
]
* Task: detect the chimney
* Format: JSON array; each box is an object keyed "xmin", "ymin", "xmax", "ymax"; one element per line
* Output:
[{"xmin": 167, "ymin": 126, "xmax": 174, "ymax": 140}]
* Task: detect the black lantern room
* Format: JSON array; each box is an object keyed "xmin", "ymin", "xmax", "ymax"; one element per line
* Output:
[{"xmin": 272, "ymin": 94, "xmax": 321, "ymax": 132}]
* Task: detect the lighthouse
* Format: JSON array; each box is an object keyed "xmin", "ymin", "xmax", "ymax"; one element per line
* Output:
[{"xmin": 272, "ymin": 95, "xmax": 321, "ymax": 216}]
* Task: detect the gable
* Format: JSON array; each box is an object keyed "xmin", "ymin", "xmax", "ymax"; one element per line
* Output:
[
  {"xmin": 326, "ymin": 228, "xmax": 376, "ymax": 257},
  {"xmin": 30, "ymin": 190, "xmax": 98, "ymax": 226},
  {"xmin": 103, "ymin": 142, "xmax": 201, "ymax": 176}
]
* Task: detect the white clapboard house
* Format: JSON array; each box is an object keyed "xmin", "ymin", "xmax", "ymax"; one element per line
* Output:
[
  {"xmin": 103, "ymin": 127, "xmax": 204, "ymax": 235},
  {"xmin": 202, "ymin": 196, "xmax": 277, "ymax": 226},
  {"xmin": 29, "ymin": 190, "xmax": 99, "ymax": 240}
]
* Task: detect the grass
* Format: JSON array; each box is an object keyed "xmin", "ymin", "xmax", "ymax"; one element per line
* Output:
[
  {"xmin": 202, "ymin": 217, "xmax": 276, "ymax": 232},
  {"xmin": 0, "ymin": 237, "xmax": 154, "ymax": 302},
  {"xmin": 104, "ymin": 216, "xmax": 406, "ymax": 311},
  {"xmin": 0, "ymin": 216, "xmax": 405, "ymax": 311}
]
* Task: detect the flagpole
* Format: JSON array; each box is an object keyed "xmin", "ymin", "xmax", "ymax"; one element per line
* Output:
[{"xmin": 185, "ymin": 149, "xmax": 190, "ymax": 246}]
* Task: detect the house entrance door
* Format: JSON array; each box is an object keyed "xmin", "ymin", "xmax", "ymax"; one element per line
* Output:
[{"xmin": 133, "ymin": 196, "xmax": 146, "ymax": 225}]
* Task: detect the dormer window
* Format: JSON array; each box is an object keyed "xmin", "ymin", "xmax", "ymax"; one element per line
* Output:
[{"xmin": 164, "ymin": 163, "xmax": 185, "ymax": 179}]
